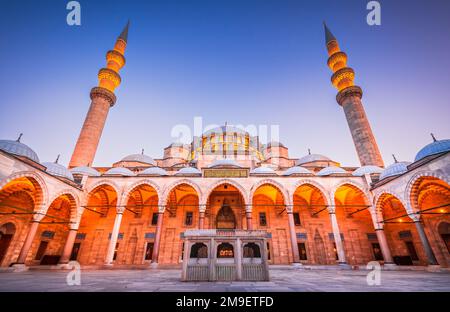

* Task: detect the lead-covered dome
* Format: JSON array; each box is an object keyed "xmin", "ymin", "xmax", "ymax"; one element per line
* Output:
[
  {"xmin": 104, "ymin": 167, "xmax": 136, "ymax": 176},
  {"xmin": 208, "ymin": 159, "xmax": 242, "ymax": 168},
  {"xmin": 379, "ymin": 162, "xmax": 411, "ymax": 180},
  {"xmin": 352, "ymin": 165, "xmax": 383, "ymax": 177},
  {"xmin": 317, "ymin": 166, "xmax": 346, "ymax": 176},
  {"xmin": 296, "ymin": 154, "xmax": 331, "ymax": 166},
  {"xmin": 175, "ymin": 167, "xmax": 202, "ymax": 176},
  {"xmin": 0, "ymin": 139, "xmax": 39, "ymax": 163},
  {"xmin": 120, "ymin": 153, "xmax": 157, "ymax": 166},
  {"xmin": 70, "ymin": 166, "xmax": 101, "ymax": 177},
  {"xmin": 42, "ymin": 162, "xmax": 74, "ymax": 181},
  {"xmin": 414, "ymin": 139, "xmax": 450, "ymax": 162},
  {"xmin": 282, "ymin": 166, "xmax": 313, "ymax": 176},
  {"xmin": 139, "ymin": 167, "xmax": 169, "ymax": 176},
  {"xmin": 250, "ymin": 167, "xmax": 277, "ymax": 175}
]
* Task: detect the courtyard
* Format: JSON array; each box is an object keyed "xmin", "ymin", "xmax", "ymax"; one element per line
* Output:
[{"xmin": 0, "ymin": 267, "xmax": 449, "ymax": 292}]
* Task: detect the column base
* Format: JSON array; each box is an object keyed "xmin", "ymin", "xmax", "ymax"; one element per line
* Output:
[
  {"xmin": 291, "ymin": 262, "xmax": 303, "ymax": 268},
  {"xmin": 103, "ymin": 263, "xmax": 115, "ymax": 269},
  {"xmin": 11, "ymin": 263, "xmax": 29, "ymax": 272},
  {"xmin": 426, "ymin": 264, "xmax": 441, "ymax": 272},
  {"xmin": 338, "ymin": 262, "xmax": 352, "ymax": 270},
  {"xmin": 149, "ymin": 262, "xmax": 159, "ymax": 269},
  {"xmin": 382, "ymin": 262, "xmax": 397, "ymax": 270}
]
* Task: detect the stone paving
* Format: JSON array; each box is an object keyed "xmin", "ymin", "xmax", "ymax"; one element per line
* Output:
[{"xmin": 0, "ymin": 267, "xmax": 449, "ymax": 292}]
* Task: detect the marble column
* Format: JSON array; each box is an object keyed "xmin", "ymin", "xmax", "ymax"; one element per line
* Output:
[
  {"xmin": 199, "ymin": 211, "xmax": 205, "ymax": 229},
  {"xmin": 235, "ymin": 238, "xmax": 242, "ymax": 280},
  {"xmin": 105, "ymin": 209, "xmax": 124, "ymax": 265},
  {"xmin": 414, "ymin": 220, "xmax": 438, "ymax": 265},
  {"xmin": 151, "ymin": 212, "xmax": 164, "ymax": 263},
  {"xmin": 375, "ymin": 228, "xmax": 394, "ymax": 264},
  {"xmin": 287, "ymin": 211, "xmax": 300, "ymax": 263},
  {"xmin": 59, "ymin": 228, "xmax": 78, "ymax": 264},
  {"xmin": 16, "ymin": 220, "xmax": 40, "ymax": 264},
  {"xmin": 246, "ymin": 211, "xmax": 253, "ymax": 230},
  {"xmin": 328, "ymin": 209, "xmax": 347, "ymax": 264}
]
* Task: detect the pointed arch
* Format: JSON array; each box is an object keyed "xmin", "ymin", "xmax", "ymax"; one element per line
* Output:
[
  {"xmin": 0, "ymin": 171, "xmax": 48, "ymax": 208},
  {"xmin": 250, "ymin": 179, "xmax": 290, "ymax": 207},
  {"xmin": 202, "ymin": 179, "xmax": 249, "ymax": 206},
  {"xmin": 160, "ymin": 179, "xmax": 202, "ymax": 209},
  {"xmin": 291, "ymin": 179, "xmax": 330, "ymax": 207},
  {"xmin": 121, "ymin": 179, "xmax": 161, "ymax": 206}
]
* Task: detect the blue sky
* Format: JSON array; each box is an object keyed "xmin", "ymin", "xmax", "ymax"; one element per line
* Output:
[{"xmin": 0, "ymin": 0, "xmax": 449, "ymax": 167}]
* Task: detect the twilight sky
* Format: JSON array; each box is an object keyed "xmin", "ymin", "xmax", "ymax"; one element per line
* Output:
[{"xmin": 0, "ymin": 0, "xmax": 449, "ymax": 167}]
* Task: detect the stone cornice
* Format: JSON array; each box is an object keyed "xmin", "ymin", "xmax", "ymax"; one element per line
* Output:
[
  {"xmin": 336, "ymin": 85, "xmax": 363, "ymax": 106},
  {"xmin": 90, "ymin": 87, "xmax": 117, "ymax": 106}
]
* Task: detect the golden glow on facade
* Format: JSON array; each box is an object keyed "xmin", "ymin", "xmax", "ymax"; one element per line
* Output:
[{"xmin": 326, "ymin": 39, "xmax": 355, "ymax": 92}]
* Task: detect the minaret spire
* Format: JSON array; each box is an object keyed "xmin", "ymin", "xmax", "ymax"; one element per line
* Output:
[
  {"xmin": 323, "ymin": 22, "xmax": 384, "ymax": 167},
  {"xmin": 69, "ymin": 21, "xmax": 130, "ymax": 168}
]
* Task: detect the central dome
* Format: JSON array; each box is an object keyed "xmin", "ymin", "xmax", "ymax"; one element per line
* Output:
[{"xmin": 202, "ymin": 125, "xmax": 249, "ymax": 137}]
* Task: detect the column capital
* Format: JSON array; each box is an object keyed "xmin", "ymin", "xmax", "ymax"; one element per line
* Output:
[
  {"xmin": 90, "ymin": 86, "xmax": 117, "ymax": 106},
  {"xmin": 336, "ymin": 85, "xmax": 363, "ymax": 105}
]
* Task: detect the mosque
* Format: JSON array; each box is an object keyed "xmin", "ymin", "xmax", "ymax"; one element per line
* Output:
[{"xmin": 0, "ymin": 22, "xmax": 449, "ymax": 272}]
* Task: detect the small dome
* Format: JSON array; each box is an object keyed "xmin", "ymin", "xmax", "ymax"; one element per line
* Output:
[
  {"xmin": 296, "ymin": 154, "xmax": 331, "ymax": 165},
  {"xmin": 42, "ymin": 162, "xmax": 74, "ymax": 181},
  {"xmin": 175, "ymin": 167, "xmax": 202, "ymax": 176},
  {"xmin": 414, "ymin": 139, "xmax": 450, "ymax": 162},
  {"xmin": 379, "ymin": 162, "xmax": 411, "ymax": 180},
  {"xmin": 70, "ymin": 166, "xmax": 101, "ymax": 177},
  {"xmin": 104, "ymin": 167, "xmax": 136, "ymax": 176},
  {"xmin": 121, "ymin": 153, "xmax": 157, "ymax": 166},
  {"xmin": 250, "ymin": 167, "xmax": 277, "ymax": 175},
  {"xmin": 352, "ymin": 165, "xmax": 383, "ymax": 177},
  {"xmin": 282, "ymin": 166, "xmax": 313, "ymax": 176},
  {"xmin": 208, "ymin": 159, "xmax": 242, "ymax": 168},
  {"xmin": 0, "ymin": 139, "xmax": 39, "ymax": 163},
  {"xmin": 317, "ymin": 166, "xmax": 347, "ymax": 176},
  {"xmin": 139, "ymin": 167, "xmax": 169, "ymax": 176}
]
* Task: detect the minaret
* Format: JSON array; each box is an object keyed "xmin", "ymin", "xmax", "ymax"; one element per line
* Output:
[
  {"xmin": 324, "ymin": 23, "xmax": 384, "ymax": 167},
  {"xmin": 69, "ymin": 21, "xmax": 130, "ymax": 168}
]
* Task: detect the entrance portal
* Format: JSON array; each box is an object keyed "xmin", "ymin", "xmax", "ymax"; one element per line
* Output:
[{"xmin": 216, "ymin": 200, "xmax": 236, "ymax": 229}]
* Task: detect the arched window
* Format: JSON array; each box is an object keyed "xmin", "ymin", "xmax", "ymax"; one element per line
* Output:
[
  {"xmin": 243, "ymin": 242, "xmax": 261, "ymax": 258},
  {"xmin": 190, "ymin": 243, "xmax": 208, "ymax": 258},
  {"xmin": 217, "ymin": 242, "xmax": 234, "ymax": 258},
  {"xmin": 438, "ymin": 222, "xmax": 450, "ymax": 254},
  {"xmin": 216, "ymin": 202, "xmax": 236, "ymax": 229}
]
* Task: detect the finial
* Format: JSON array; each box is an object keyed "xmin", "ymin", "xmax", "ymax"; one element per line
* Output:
[
  {"xmin": 308, "ymin": 148, "xmax": 311, "ymax": 155},
  {"xmin": 55, "ymin": 154, "xmax": 60, "ymax": 164},
  {"xmin": 16, "ymin": 133, "xmax": 23, "ymax": 142},
  {"xmin": 431, "ymin": 133, "xmax": 437, "ymax": 142},
  {"xmin": 323, "ymin": 21, "xmax": 336, "ymax": 45},
  {"xmin": 141, "ymin": 148, "xmax": 144, "ymax": 155},
  {"xmin": 119, "ymin": 20, "xmax": 130, "ymax": 43},
  {"xmin": 392, "ymin": 154, "xmax": 398, "ymax": 163}
]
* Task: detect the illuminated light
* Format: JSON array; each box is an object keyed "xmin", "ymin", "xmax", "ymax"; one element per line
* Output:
[
  {"xmin": 399, "ymin": 218, "xmax": 403, "ymax": 223},
  {"xmin": 439, "ymin": 209, "xmax": 445, "ymax": 213}
]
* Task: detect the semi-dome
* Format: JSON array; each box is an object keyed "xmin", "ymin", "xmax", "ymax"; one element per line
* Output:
[
  {"xmin": 0, "ymin": 139, "xmax": 39, "ymax": 163},
  {"xmin": 175, "ymin": 167, "xmax": 202, "ymax": 176},
  {"xmin": 208, "ymin": 159, "xmax": 242, "ymax": 168},
  {"xmin": 296, "ymin": 153, "xmax": 331, "ymax": 165},
  {"xmin": 42, "ymin": 162, "xmax": 74, "ymax": 181},
  {"xmin": 379, "ymin": 162, "xmax": 411, "ymax": 180},
  {"xmin": 120, "ymin": 153, "xmax": 157, "ymax": 166},
  {"xmin": 414, "ymin": 139, "xmax": 450, "ymax": 162},
  {"xmin": 250, "ymin": 167, "xmax": 277, "ymax": 175},
  {"xmin": 317, "ymin": 166, "xmax": 347, "ymax": 176},
  {"xmin": 282, "ymin": 166, "xmax": 313, "ymax": 176},
  {"xmin": 70, "ymin": 166, "xmax": 101, "ymax": 177},
  {"xmin": 352, "ymin": 165, "xmax": 383, "ymax": 177},
  {"xmin": 139, "ymin": 167, "xmax": 169, "ymax": 176},
  {"xmin": 104, "ymin": 167, "xmax": 136, "ymax": 176}
]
